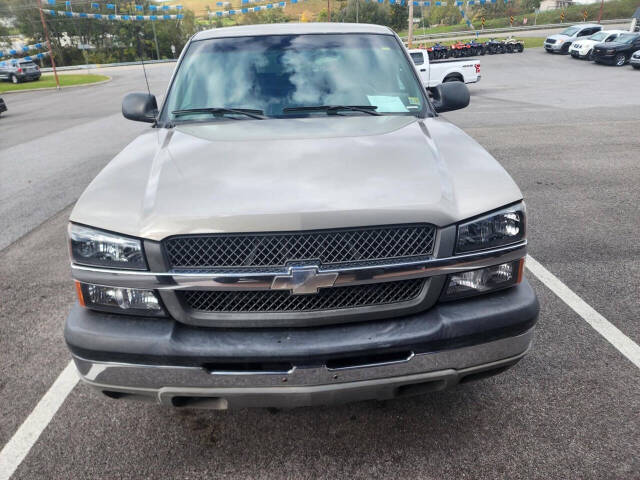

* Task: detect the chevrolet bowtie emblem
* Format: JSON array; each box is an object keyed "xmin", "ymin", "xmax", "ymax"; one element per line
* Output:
[{"xmin": 271, "ymin": 266, "xmax": 338, "ymax": 295}]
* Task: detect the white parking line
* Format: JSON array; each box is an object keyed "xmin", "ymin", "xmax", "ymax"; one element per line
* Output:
[
  {"xmin": 0, "ymin": 361, "xmax": 78, "ymax": 480},
  {"xmin": 526, "ymin": 255, "xmax": 640, "ymax": 369},
  {"xmin": 1, "ymin": 256, "xmax": 639, "ymax": 480}
]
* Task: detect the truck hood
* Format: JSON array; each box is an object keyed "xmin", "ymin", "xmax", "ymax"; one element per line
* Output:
[
  {"xmin": 548, "ymin": 34, "xmax": 571, "ymax": 41},
  {"xmin": 70, "ymin": 115, "xmax": 522, "ymax": 240},
  {"xmin": 572, "ymin": 39, "xmax": 598, "ymax": 47},
  {"xmin": 594, "ymin": 41, "xmax": 628, "ymax": 50}
]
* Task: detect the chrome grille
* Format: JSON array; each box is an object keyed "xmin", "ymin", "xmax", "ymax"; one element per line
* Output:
[
  {"xmin": 164, "ymin": 225, "xmax": 436, "ymax": 270},
  {"xmin": 180, "ymin": 279, "xmax": 426, "ymax": 313}
]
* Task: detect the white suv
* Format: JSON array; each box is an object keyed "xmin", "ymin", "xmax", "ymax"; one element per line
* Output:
[{"xmin": 569, "ymin": 30, "xmax": 629, "ymax": 60}]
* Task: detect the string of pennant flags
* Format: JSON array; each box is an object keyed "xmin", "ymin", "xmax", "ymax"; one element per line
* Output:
[
  {"xmin": 210, "ymin": 1, "xmax": 286, "ymax": 16},
  {"xmin": 0, "ymin": 51, "xmax": 49, "ymax": 67},
  {"xmin": 0, "ymin": 42, "xmax": 45, "ymax": 59},
  {"xmin": 42, "ymin": 8, "xmax": 184, "ymax": 20},
  {"xmin": 44, "ymin": 0, "xmax": 183, "ymax": 11},
  {"xmin": 209, "ymin": 0, "xmax": 505, "ymax": 15},
  {"xmin": 39, "ymin": 0, "xmax": 510, "ymax": 22}
]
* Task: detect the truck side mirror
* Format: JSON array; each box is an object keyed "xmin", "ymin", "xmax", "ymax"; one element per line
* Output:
[
  {"xmin": 429, "ymin": 82, "xmax": 470, "ymax": 113},
  {"xmin": 122, "ymin": 92, "xmax": 158, "ymax": 123}
]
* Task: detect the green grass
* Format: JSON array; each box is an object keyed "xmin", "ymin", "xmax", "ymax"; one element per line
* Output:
[{"xmin": 0, "ymin": 74, "xmax": 109, "ymax": 93}]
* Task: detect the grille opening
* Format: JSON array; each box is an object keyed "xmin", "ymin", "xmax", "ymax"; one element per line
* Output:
[
  {"xmin": 395, "ymin": 379, "xmax": 447, "ymax": 397},
  {"xmin": 326, "ymin": 350, "xmax": 413, "ymax": 370},
  {"xmin": 204, "ymin": 361, "xmax": 293, "ymax": 374},
  {"xmin": 459, "ymin": 364, "xmax": 513, "ymax": 384},
  {"xmin": 171, "ymin": 396, "xmax": 229, "ymax": 409},
  {"xmin": 181, "ymin": 279, "xmax": 426, "ymax": 314},
  {"xmin": 164, "ymin": 224, "xmax": 436, "ymax": 270}
]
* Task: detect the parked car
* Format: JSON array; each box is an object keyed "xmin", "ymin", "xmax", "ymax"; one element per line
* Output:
[
  {"xmin": 545, "ymin": 24, "xmax": 602, "ymax": 54},
  {"xmin": 0, "ymin": 97, "xmax": 6, "ymax": 115},
  {"xmin": 409, "ymin": 49, "xmax": 481, "ymax": 86},
  {"xmin": 592, "ymin": 33, "xmax": 640, "ymax": 66},
  {"xmin": 630, "ymin": 49, "xmax": 640, "ymax": 68},
  {"xmin": 65, "ymin": 23, "xmax": 538, "ymax": 410},
  {"xmin": 0, "ymin": 58, "xmax": 41, "ymax": 83},
  {"xmin": 569, "ymin": 30, "xmax": 628, "ymax": 60}
]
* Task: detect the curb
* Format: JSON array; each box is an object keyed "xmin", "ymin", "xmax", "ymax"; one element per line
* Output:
[{"xmin": 0, "ymin": 75, "xmax": 112, "ymax": 95}]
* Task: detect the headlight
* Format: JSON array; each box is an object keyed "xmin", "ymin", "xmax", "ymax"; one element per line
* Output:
[
  {"xmin": 456, "ymin": 203, "xmax": 525, "ymax": 254},
  {"xmin": 75, "ymin": 282, "xmax": 165, "ymax": 317},
  {"xmin": 68, "ymin": 224, "xmax": 146, "ymax": 270},
  {"xmin": 606, "ymin": 49, "xmax": 615, "ymax": 54},
  {"xmin": 441, "ymin": 259, "xmax": 524, "ymax": 301}
]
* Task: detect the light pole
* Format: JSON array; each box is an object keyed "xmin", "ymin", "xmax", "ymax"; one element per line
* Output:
[
  {"xmin": 597, "ymin": 0, "xmax": 604, "ymax": 23},
  {"xmin": 408, "ymin": 0, "xmax": 414, "ymax": 48},
  {"xmin": 36, "ymin": 0, "xmax": 60, "ymax": 89}
]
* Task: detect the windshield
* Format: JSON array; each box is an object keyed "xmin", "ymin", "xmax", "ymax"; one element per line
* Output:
[
  {"xmin": 617, "ymin": 33, "xmax": 638, "ymax": 44},
  {"xmin": 561, "ymin": 27, "xmax": 580, "ymax": 36},
  {"xmin": 163, "ymin": 33, "xmax": 428, "ymax": 122},
  {"xmin": 588, "ymin": 32, "xmax": 607, "ymax": 41}
]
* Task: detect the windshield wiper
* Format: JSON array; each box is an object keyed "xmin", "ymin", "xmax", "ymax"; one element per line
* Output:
[
  {"xmin": 171, "ymin": 107, "xmax": 266, "ymax": 120},
  {"xmin": 283, "ymin": 105, "xmax": 381, "ymax": 116}
]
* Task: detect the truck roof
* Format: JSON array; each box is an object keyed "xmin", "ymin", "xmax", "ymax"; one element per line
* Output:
[{"xmin": 193, "ymin": 22, "xmax": 394, "ymax": 41}]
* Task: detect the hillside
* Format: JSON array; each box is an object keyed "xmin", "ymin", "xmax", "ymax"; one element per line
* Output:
[
  {"xmin": 181, "ymin": 0, "xmax": 639, "ymax": 31},
  {"xmin": 180, "ymin": 0, "xmax": 330, "ymax": 21}
]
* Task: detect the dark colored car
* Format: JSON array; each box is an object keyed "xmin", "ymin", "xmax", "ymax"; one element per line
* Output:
[
  {"xmin": 592, "ymin": 33, "xmax": 640, "ymax": 66},
  {"xmin": 0, "ymin": 97, "xmax": 6, "ymax": 115},
  {"xmin": 0, "ymin": 58, "xmax": 42, "ymax": 83}
]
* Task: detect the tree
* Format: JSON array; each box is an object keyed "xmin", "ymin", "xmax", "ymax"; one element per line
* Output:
[
  {"xmin": 6, "ymin": 0, "xmax": 198, "ymax": 66},
  {"xmin": 389, "ymin": 3, "xmax": 408, "ymax": 31},
  {"xmin": 336, "ymin": 0, "xmax": 391, "ymax": 25}
]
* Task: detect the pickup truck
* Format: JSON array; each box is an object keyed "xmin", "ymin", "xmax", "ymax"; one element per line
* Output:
[
  {"xmin": 408, "ymin": 48, "xmax": 481, "ymax": 86},
  {"xmin": 65, "ymin": 23, "xmax": 538, "ymax": 410}
]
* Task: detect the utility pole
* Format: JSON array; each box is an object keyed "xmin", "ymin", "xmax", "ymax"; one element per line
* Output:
[
  {"xmin": 356, "ymin": 0, "xmax": 359, "ymax": 23},
  {"xmin": 151, "ymin": 21, "xmax": 161, "ymax": 60},
  {"xmin": 328, "ymin": 0, "xmax": 331, "ymax": 21},
  {"xmin": 408, "ymin": 0, "xmax": 414, "ymax": 48},
  {"xmin": 597, "ymin": 0, "xmax": 604, "ymax": 23},
  {"xmin": 36, "ymin": 0, "xmax": 60, "ymax": 89}
]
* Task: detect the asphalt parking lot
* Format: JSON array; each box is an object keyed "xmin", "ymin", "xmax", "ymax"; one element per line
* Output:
[{"xmin": 1, "ymin": 49, "xmax": 639, "ymax": 479}]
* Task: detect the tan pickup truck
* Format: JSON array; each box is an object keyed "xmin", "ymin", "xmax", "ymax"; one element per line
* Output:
[{"xmin": 65, "ymin": 23, "xmax": 538, "ymax": 410}]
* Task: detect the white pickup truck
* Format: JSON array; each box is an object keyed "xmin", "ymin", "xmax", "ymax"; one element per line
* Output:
[{"xmin": 408, "ymin": 49, "xmax": 481, "ymax": 87}]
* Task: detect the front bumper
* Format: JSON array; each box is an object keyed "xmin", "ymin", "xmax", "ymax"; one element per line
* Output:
[
  {"xmin": 630, "ymin": 56, "xmax": 640, "ymax": 66},
  {"xmin": 592, "ymin": 52, "xmax": 617, "ymax": 64},
  {"xmin": 545, "ymin": 42, "xmax": 565, "ymax": 52},
  {"xmin": 569, "ymin": 47, "xmax": 590, "ymax": 58},
  {"xmin": 66, "ymin": 280, "xmax": 539, "ymax": 409}
]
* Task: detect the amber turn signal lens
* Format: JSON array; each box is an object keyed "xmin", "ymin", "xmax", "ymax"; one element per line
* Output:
[
  {"xmin": 74, "ymin": 281, "xmax": 86, "ymax": 307},
  {"xmin": 516, "ymin": 257, "xmax": 525, "ymax": 284}
]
